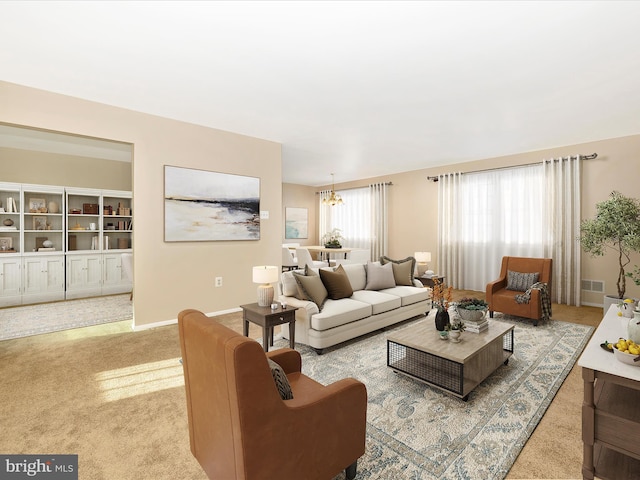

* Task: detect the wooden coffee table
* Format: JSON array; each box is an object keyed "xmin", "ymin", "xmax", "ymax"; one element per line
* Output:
[{"xmin": 387, "ymin": 317, "xmax": 514, "ymax": 400}]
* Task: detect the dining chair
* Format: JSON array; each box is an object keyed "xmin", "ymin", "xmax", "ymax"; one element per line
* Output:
[{"xmin": 296, "ymin": 248, "xmax": 328, "ymax": 269}]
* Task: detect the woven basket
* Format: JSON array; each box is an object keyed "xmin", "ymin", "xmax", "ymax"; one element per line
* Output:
[{"xmin": 456, "ymin": 307, "xmax": 487, "ymax": 322}]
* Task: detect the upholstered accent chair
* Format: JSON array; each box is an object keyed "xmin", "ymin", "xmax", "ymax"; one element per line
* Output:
[
  {"xmin": 486, "ymin": 256, "xmax": 553, "ymax": 326},
  {"xmin": 178, "ymin": 309, "xmax": 368, "ymax": 480}
]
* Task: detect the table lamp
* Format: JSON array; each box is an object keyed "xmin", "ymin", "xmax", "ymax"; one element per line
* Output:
[
  {"xmin": 414, "ymin": 251, "xmax": 433, "ymax": 277},
  {"xmin": 253, "ymin": 266, "xmax": 279, "ymax": 307}
]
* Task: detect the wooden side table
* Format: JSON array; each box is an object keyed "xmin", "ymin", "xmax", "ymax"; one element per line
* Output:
[
  {"xmin": 240, "ymin": 302, "xmax": 297, "ymax": 352},
  {"xmin": 416, "ymin": 275, "xmax": 445, "ymax": 288}
]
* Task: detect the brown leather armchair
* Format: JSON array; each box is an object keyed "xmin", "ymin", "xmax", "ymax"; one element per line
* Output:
[
  {"xmin": 178, "ymin": 309, "xmax": 368, "ymax": 480},
  {"xmin": 486, "ymin": 256, "xmax": 553, "ymax": 326}
]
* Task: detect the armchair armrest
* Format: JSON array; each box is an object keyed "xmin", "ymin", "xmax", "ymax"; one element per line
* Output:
[
  {"xmin": 486, "ymin": 277, "xmax": 507, "ymax": 295},
  {"xmin": 266, "ymin": 348, "xmax": 301, "ymax": 374},
  {"xmin": 285, "ymin": 377, "xmax": 367, "ymax": 412}
]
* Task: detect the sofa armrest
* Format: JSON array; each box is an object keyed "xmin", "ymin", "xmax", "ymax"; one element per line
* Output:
[
  {"xmin": 279, "ymin": 295, "xmax": 320, "ymax": 317},
  {"xmin": 267, "ymin": 348, "xmax": 301, "ymax": 374}
]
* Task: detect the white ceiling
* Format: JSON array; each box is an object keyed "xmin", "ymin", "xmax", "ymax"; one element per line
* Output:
[{"xmin": 2, "ymin": 1, "xmax": 640, "ymax": 186}]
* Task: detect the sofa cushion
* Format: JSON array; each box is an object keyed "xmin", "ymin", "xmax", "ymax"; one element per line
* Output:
[
  {"xmin": 310, "ymin": 298, "xmax": 372, "ymax": 331},
  {"xmin": 507, "ymin": 270, "xmax": 539, "ymax": 291},
  {"xmin": 351, "ymin": 290, "xmax": 401, "ymax": 315},
  {"xmin": 340, "ymin": 263, "xmax": 367, "ymax": 291},
  {"xmin": 381, "ymin": 285, "xmax": 430, "ymax": 307},
  {"xmin": 267, "ymin": 358, "xmax": 293, "ymax": 400},
  {"xmin": 380, "ymin": 256, "xmax": 416, "ymax": 286},
  {"xmin": 365, "ymin": 261, "xmax": 396, "ymax": 290},
  {"xmin": 293, "ymin": 269, "xmax": 328, "ymax": 310},
  {"xmin": 319, "ymin": 264, "xmax": 353, "ymax": 300}
]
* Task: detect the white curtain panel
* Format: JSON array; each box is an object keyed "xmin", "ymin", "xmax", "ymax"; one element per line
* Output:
[
  {"xmin": 438, "ymin": 165, "xmax": 545, "ymax": 291},
  {"xmin": 369, "ymin": 183, "xmax": 388, "ymax": 260},
  {"xmin": 318, "ymin": 189, "xmax": 332, "ymax": 243},
  {"xmin": 437, "ymin": 172, "xmax": 463, "ymax": 287},
  {"xmin": 329, "ymin": 187, "xmax": 371, "ymax": 250},
  {"xmin": 320, "ymin": 185, "xmax": 388, "ymax": 259},
  {"xmin": 543, "ymin": 156, "xmax": 582, "ymax": 306}
]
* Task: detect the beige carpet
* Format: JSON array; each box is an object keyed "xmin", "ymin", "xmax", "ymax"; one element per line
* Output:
[{"xmin": 0, "ymin": 300, "xmax": 601, "ymax": 479}]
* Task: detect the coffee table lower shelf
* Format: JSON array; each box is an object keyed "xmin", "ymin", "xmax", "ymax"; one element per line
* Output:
[{"xmin": 387, "ymin": 326, "xmax": 513, "ymax": 401}]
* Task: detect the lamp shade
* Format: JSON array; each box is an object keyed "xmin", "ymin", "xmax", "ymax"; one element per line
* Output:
[
  {"xmin": 414, "ymin": 252, "xmax": 431, "ymax": 263},
  {"xmin": 253, "ymin": 266, "xmax": 279, "ymax": 284}
]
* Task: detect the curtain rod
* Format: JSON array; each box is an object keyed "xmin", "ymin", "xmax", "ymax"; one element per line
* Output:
[
  {"xmin": 426, "ymin": 153, "xmax": 597, "ymax": 182},
  {"xmin": 315, "ymin": 181, "xmax": 393, "ymax": 193}
]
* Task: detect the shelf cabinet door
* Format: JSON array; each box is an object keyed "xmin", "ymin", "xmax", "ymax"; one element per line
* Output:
[
  {"xmin": 22, "ymin": 255, "xmax": 65, "ymax": 304},
  {"xmin": 0, "ymin": 257, "xmax": 22, "ymax": 300},
  {"xmin": 23, "ymin": 256, "xmax": 65, "ymax": 295},
  {"xmin": 102, "ymin": 253, "xmax": 132, "ymax": 295},
  {"xmin": 66, "ymin": 254, "xmax": 102, "ymax": 298}
]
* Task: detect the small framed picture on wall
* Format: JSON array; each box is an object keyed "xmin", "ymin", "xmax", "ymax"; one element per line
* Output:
[{"xmin": 285, "ymin": 207, "xmax": 308, "ymax": 239}]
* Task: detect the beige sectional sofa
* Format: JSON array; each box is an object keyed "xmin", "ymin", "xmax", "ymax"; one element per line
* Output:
[{"xmin": 278, "ymin": 261, "xmax": 431, "ymax": 354}]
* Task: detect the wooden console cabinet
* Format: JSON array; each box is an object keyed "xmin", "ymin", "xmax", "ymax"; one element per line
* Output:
[{"xmin": 578, "ymin": 305, "xmax": 640, "ymax": 479}]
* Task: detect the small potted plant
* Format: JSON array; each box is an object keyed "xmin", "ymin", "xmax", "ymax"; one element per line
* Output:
[
  {"xmin": 321, "ymin": 228, "xmax": 343, "ymax": 248},
  {"xmin": 454, "ymin": 297, "xmax": 489, "ymax": 322},
  {"xmin": 446, "ymin": 320, "xmax": 465, "ymax": 342}
]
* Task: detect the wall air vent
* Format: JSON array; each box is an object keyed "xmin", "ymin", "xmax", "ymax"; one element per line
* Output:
[{"xmin": 582, "ymin": 280, "xmax": 604, "ymax": 293}]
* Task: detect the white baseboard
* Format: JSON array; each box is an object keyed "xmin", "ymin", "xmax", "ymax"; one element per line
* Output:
[
  {"xmin": 581, "ymin": 302, "xmax": 604, "ymax": 308},
  {"xmin": 132, "ymin": 306, "xmax": 242, "ymax": 331}
]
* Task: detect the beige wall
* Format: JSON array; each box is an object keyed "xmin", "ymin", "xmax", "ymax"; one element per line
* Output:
[
  {"xmin": 1, "ymin": 81, "xmax": 282, "ymax": 327},
  {"xmin": 293, "ymin": 134, "xmax": 640, "ymax": 306},
  {"xmin": 0, "ymin": 146, "xmax": 132, "ymax": 190}
]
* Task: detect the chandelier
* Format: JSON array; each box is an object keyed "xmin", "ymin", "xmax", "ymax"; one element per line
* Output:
[{"xmin": 322, "ymin": 173, "xmax": 344, "ymax": 206}]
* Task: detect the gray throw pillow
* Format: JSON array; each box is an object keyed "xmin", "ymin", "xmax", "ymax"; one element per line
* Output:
[
  {"xmin": 365, "ymin": 261, "xmax": 396, "ymax": 290},
  {"xmin": 293, "ymin": 269, "xmax": 328, "ymax": 310},
  {"xmin": 380, "ymin": 256, "xmax": 416, "ymax": 286},
  {"xmin": 506, "ymin": 270, "xmax": 540, "ymax": 291},
  {"xmin": 267, "ymin": 358, "xmax": 293, "ymax": 400}
]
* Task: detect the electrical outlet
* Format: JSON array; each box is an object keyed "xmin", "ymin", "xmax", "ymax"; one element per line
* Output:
[{"xmin": 215, "ymin": 277, "xmax": 223, "ymax": 287}]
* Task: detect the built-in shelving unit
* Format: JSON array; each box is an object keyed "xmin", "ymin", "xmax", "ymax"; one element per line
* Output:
[{"xmin": 0, "ymin": 182, "xmax": 132, "ymax": 306}]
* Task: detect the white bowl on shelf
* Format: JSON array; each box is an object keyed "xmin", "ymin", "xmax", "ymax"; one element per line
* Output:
[{"xmin": 613, "ymin": 346, "xmax": 640, "ymax": 366}]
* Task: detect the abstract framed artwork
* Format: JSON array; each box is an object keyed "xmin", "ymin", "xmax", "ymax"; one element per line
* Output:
[
  {"xmin": 285, "ymin": 207, "xmax": 308, "ymax": 239},
  {"xmin": 164, "ymin": 165, "xmax": 260, "ymax": 242}
]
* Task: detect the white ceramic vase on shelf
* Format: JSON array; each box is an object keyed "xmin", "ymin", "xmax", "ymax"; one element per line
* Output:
[{"xmin": 628, "ymin": 310, "xmax": 640, "ymax": 343}]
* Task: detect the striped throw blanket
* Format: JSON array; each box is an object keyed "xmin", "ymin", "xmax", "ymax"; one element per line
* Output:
[{"xmin": 514, "ymin": 282, "xmax": 552, "ymax": 322}]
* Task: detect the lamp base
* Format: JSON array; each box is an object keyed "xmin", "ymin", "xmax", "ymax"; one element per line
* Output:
[
  {"xmin": 417, "ymin": 263, "xmax": 430, "ymax": 277},
  {"xmin": 257, "ymin": 284, "xmax": 274, "ymax": 307}
]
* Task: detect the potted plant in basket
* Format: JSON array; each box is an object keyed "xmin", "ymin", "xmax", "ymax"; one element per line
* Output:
[
  {"xmin": 579, "ymin": 191, "xmax": 640, "ymax": 310},
  {"xmin": 321, "ymin": 228, "xmax": 343, "ymax": 248},
  {"xmin": 454, "ymin": 297, "xmax": 489, "ymax": 322}
]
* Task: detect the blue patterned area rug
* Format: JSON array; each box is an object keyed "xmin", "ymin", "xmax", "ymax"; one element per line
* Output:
[
  {"xmin": 0, "ymin": 294, "xmax": 132, "ymax": 340},
  {"xmin": 275, "ymin": 314, "xmax": 592, "ymax": 480}
]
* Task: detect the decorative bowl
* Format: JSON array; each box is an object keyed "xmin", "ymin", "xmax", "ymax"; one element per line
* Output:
[
  {"xmin": 457, "ymin": 308, "xmax": 487, "ymax": 322},
  {"xmin": 613, "ymin": 346, "xmax": 640, "ymax": 366},
  {"xmin": 438, "ymin": 331, "xmax": 449, "ymax": 341}
]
